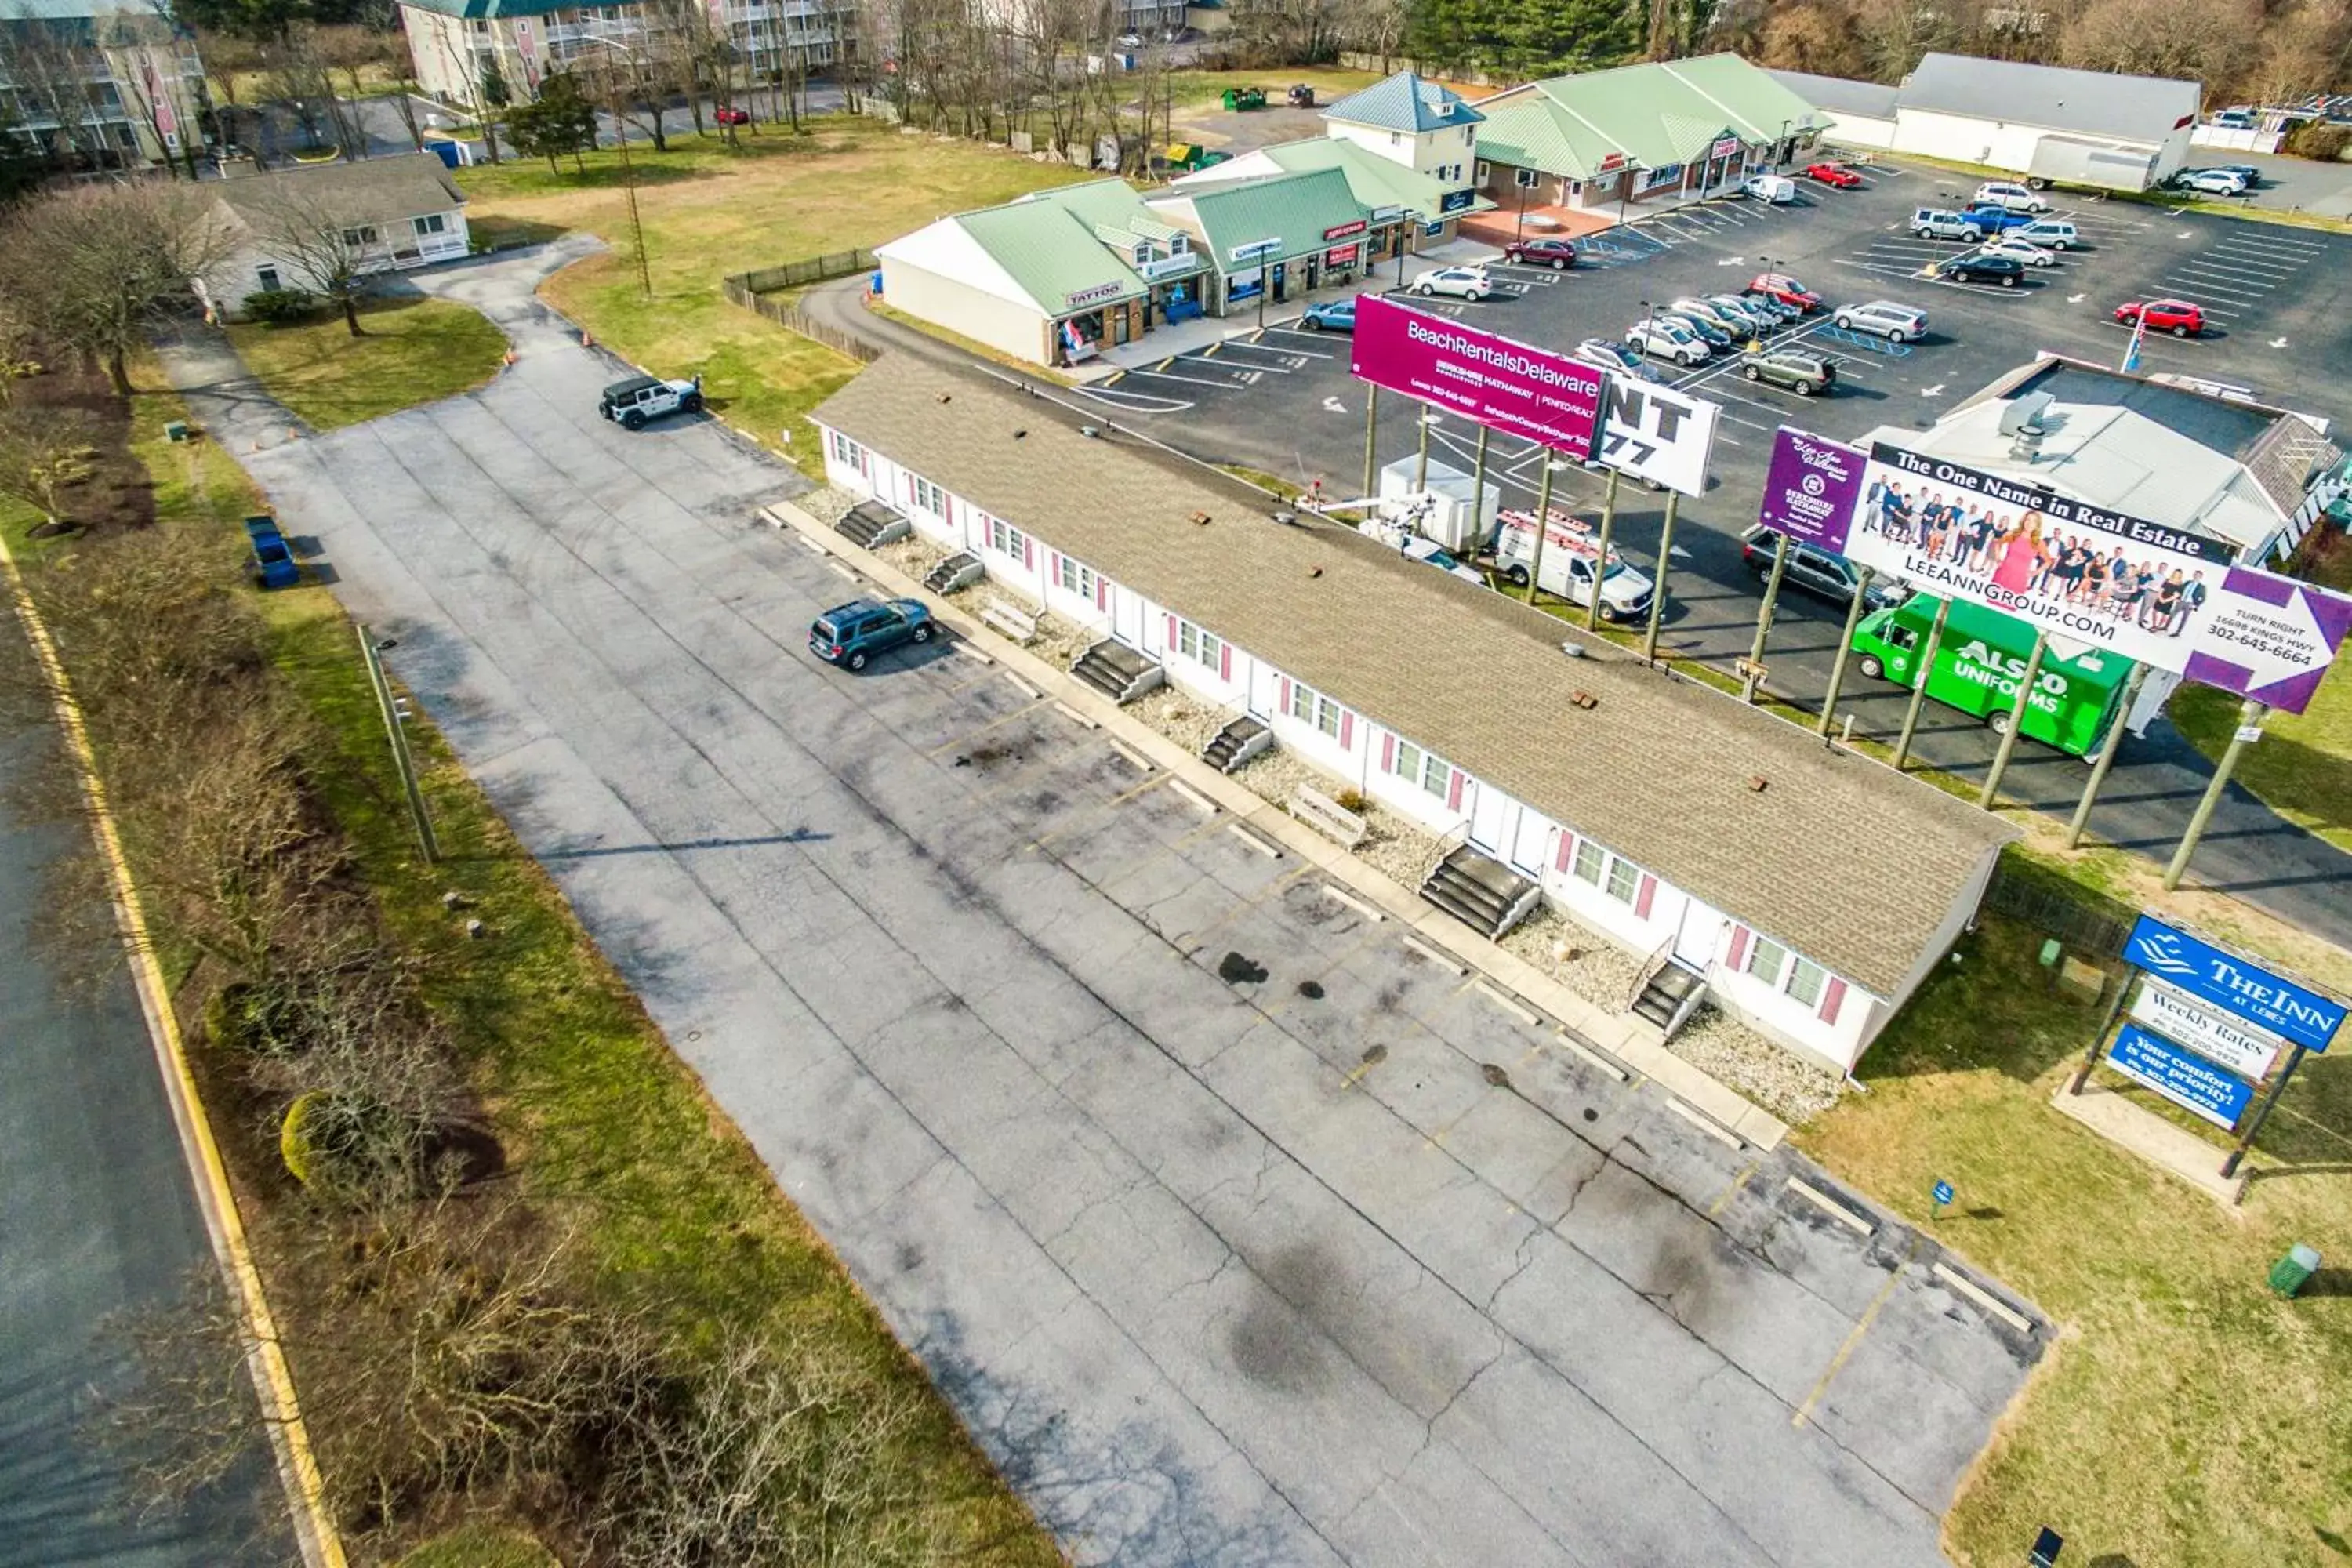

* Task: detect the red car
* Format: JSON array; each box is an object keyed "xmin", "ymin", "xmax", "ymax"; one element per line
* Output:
[
  {"xmin": 1501, "ymin": 235, "xmax": 1577, "ymax": 270},
  {"xmin": 1803, "ymin": 161, "xmax": 1862, "ymax": 188},
  {"xmin": 1748, "ymin": 271, "xmax": 1822, "ymax": 313},
  {"xmin": 2114, "ymin": 298, "xmax": 2204, "ymax": 337},
  {"xmin": 715, "ymin": 105, "xmax": 752, "ymax": 126}
]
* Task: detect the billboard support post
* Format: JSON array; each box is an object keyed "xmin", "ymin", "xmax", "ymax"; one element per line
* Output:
[
  {"xmin": 1818, "ymin": 565, "xmax": 1873, "ymax": 739},
  {"xmin": 1414, "ymin": 406, "xmax": 1432, "ymax": 491},
  {"xmin": 1470, "ymin": 425, "xmax": 1491, "ymax": 550},
  {"xmin": 2221, "ymin": 1044, "xmax": 2309, "ymax": 1179},
  {"xmin": 1361, "ymin": 383, "xmax": 1377, "ymax": 499},
  {"xmin": 1890, "ymin": 596, "xmax": 1953, "ymax": 771},
  {"xmin": 2067, "ymin": 971, "xmax": 2135, "ymax": 1096},
  {"xmin": 1745, "ymin": 528, "xmax": 1791, "ymax": 702},
  {"xmin": 1978, "ymin": 626, "xmax": 2050, "ymax": 808},
  {"xmin": 1525, "ymin": 458, "xmax": 1557, "ymax": 607},
  {"xmin": 1642, "ymin": 490, "xmax": 1679, "ymax": 664},
  {"xmin": 2164, "ymin": 699, "xmax": 2266, "ymax": 890},
  {"xmin": 2065, "ymin": 661, "xmax": 2149, "ymax": 848},
  {"xmin": 1587, "ymin": 468, "xmax": 1621, "ymax": 632}
]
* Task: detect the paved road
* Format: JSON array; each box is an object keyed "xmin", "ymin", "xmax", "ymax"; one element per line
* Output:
[
  {"xmin": 808, "ymin": 162, "xmax": 2352, "ymax": 945},
  {"xmin": 176, "ymin": 246, "xmax": 2045, "ymax": 1567},
  {"xmin": 0, "ymin": 712, "xmax": 288, "ymax": 1566}
]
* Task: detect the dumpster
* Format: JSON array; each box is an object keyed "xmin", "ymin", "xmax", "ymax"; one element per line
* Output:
[
  {"xmin": 1220, "ymin": 86, "xmax": 1267, "ymax": 111},
  {"xmin": 2269, "ymin": 1243, "xmax": 2321, "ymax": 1298}
]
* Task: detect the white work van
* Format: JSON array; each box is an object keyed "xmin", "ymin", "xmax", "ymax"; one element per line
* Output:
[
  {"xmin": 1491, "ymin": 507, "xmax": 1657, "ymax": 623},
  {"xmin": 1742, "ymin": 174, "xmax": 1797, "ymax": 204}
]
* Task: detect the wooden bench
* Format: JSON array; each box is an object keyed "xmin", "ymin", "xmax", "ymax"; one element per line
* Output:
[
  {"xmin": 980, "ymin": 601, "xmax": 1039, "ymax": 646},
  {"xmin": 1288, "ymin": 785, "xmax": 1368, "ymax": 848}
]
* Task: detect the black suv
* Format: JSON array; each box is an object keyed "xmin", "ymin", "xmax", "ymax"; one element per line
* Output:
[
  {"xmin": 1936, "ymin": 252, "xmax": 2025, "ymax": 288},
  {"xmin": 1738, "ymin": 347, "xmax": 1835, "ymax": 395},
  {"xmin": 1740, "ymin": 526, "xmax": 1907, "ymax": 610}
]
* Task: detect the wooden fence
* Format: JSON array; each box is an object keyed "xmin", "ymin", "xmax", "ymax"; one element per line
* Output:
[{"xmin": 719, "ymin": 251, "xmax": 883, "ymax": 363}]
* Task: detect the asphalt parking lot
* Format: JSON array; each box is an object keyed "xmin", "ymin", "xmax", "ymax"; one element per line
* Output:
[
  {"xmin": 1058, "ymin": 158, "xmax": 2352, "ymax": 942},
  {"xmin": 205, "ymin": 247, "xmax": 2047, "ymax": 1568}
]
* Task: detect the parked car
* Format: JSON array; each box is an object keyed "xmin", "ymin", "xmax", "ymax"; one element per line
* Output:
[
  {"xmin": 1670, "ymin": 296, "xmax": 1750, "ymax": 337},
  {"xmin": 1741, "ymin": 173, "xmax": 1797, "ymax": 203},
  {"xmin": 1748, "ymin": 272, "xmax": 1822, "ymax": 313},
  {"xmin": 1624, "ymin": 315, "xmax": 1709, "ymax": 365},
  {"xmin": 1286, "ymin": 82, "xmax": 1316, "ymax": 107},
  {"xmin": 1705, "ymin": 293, "xmax": 1780, "ymax": 333},
  {"xmin": 1831, "ymin": 299, "xmax": 1927, "ymax": 342},
  {"xmin": 1298, "ymin": 298, "xmax": 1356, "ymax": 332},
  {"xmin": 714, "ymin": 105, "xmax": 751, "ymax": 125},
  {"xmin": 1739, "ymin": 289, "xmax": 1803, "ymax": 323},
  {"xmin": 1575, "ymin": 337, "xmax": 1665, "ymax": 382},
  {"xmin": 1740, "ymin": 347, "xmax": 1836, "ymax": 394},
  {"xmin": 1412, "ymin": 265, "xmax": 1492, "ymax": 300},
  {"xmin": 1501, "ymin": 235, "xmax": 1577, "ymax": 270},
  {"xmin": 2179, "ymin": 167, "xmax": 2250, "ymax": 195},
  {"xmin": 1492, "ymin": 517, "xmax": 1657, "ymax": 622},
  {"xmin": 808, "ymin": 597, "xmax": 935, "ymax": 671},
  {"xmin": 1936, "ymin": 252, "xmax": 2026, "ymax": 286},
  {"xmin": 2211, "ymin": 109, "xmax": 2257, "ymax": 130},
  {"xmin": 1803, "ymin": 161, "xmax": 1863, "ymax": 188},
  {"xmin": 244, "ymin": 514, "xmax": 299, "ymax": 590},
  {"xmin": 1960, "ymin": 204, "xmax": 2039, "ymax": 234},
  {"xmin": 1972, "ymin": 180, "xmax": 2051, "ymax": 213},
  {"xmin": 1911, "ymin": 208, "xmax": 1987, "ymax": 241},
  {"xmin": 1740, "ymin": 525, "xmax": 1907, "ymax": 610},
  {"xmin": 2212, "ymin": 162, "xmax": 2263, "ymax": 186},
  {"xmin": 2114, "ymin": 297, "xmax": 2205, "ymax": 336},
  {"xmin": 601, "ymin": 373, "xmax": 703, "ymax": 430},
  {"xmin": 1980, "ymin": 234, "xmax": 2057, "ymax": 267},
  {"xmin": 2011, "ymin": 218, "xmax": 2080, "ymax": 250},
  {"xmin": 1657, "ymin": 309, "xmax": 1731, "ymax": 350}
]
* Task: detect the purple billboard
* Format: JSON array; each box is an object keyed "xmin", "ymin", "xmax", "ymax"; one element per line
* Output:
[
  {"xmin": 1351, "ymin": 295, "xmax": 1603, "ymax": 457},
  {"xmin": 2181, "ymin": 565, "xmax": 2352, "ymax": 716},
  {"xmin": 1758, "ymin": 426, "xmax": 1864, "ymax": 551}
]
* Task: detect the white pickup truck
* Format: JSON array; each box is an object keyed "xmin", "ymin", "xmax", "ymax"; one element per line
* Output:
[{"xmin": 1492, "ymin": 507, "xmax": 1657, "ymax": 623}]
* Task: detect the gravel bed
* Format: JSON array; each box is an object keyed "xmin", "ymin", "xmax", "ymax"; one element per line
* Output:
[
  {"xmin": 989, "ymin": 601, "xmax": 1088, "ymax": 668},
  {"xmin": 1667, "ymin": 1007, "xmax": 1846, "ymax": 1126},
  {"xmin": 1352, "ymin": 802, "xmax": 1442, "ymax": 890},
  {"xmin": 797, "ymin": 485, "xmax": 860, "ymax": 527},
  {"xmin": 1127, "ymin": 685, "xmax": 1230, "ymax": 757},
  {"xmin": 1499, "ymin": 908, "xmax": 1643, "ymax": 1014},
  {"xmin": 874, "ymin": 533, "xmax": 948, "ymax": 582}
]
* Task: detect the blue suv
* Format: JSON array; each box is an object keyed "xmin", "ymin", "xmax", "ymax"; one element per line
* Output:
[
  {"xmin": 1298, "ymin": 297, "xmax": 1356, "ymax": 332},
  {"xmin": 810, "ymin": 597, "xmax": 935, "ymax": 670},
  {"xmin": 1961, "ymin": 204, "xmax": 2038, "ymax": 234}
]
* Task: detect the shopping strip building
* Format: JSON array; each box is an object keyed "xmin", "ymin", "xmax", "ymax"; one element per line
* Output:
[{"xmin": 809, "ymin": 358, "xmax": 2018, "ymax": 1073}]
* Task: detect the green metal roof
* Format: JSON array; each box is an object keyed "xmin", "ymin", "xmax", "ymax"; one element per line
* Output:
[
  {"xmin": 395, "ymin": 0, "xmax": 580, "ymax": 17},
  {"xmin": 1321, "ymin": 70, "xmax": 1483, "ymax": 134},
  {"xmin": 1255, "ymin": 139, "xmax": 1494, "ymax": 217},
  {"xmin": 1183, "ymin": 168, "xmax": 1370, "ymax": 270},
  {"xmin": 954, "ymin": 199, "xmax": 1146, "ymax": 316},
  {"xmin": 1477, "ymin": 53, "xmax": 1831, "ymax": 180}
]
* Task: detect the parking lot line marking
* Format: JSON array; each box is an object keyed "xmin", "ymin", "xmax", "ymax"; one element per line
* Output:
[
  {"xmin": 2174, "ymin": 258, "xmax": 2292, "ymax": 281},
  {"xmin": 926, "ymin": 700, "xmax": 1047, "ymax": 757},
  {"xmin": 1221, "ymin": 336, "xmax": 1332, "ymax": 360},
  {"xmin": 1666, "ymin": 1098, "xmax": 1744, "ymax": 1149},
  {"xmin": 1178, "ymin": 354, "xmax": 1288, "ymax": 376},
  {"xmin": 1022, "ymin": 771, "xmax": 1169, "ymax": 851},
  {"xmin": 1793, "ymin": 1236, "xmax": 1919, "ymax": 1429},
  {"xmin": 1707, "ymin": 1162, "xmax": 1759, "ymax": 1218},
  {"xmin": 2216, "ymin": 233, "xmax": 2325, "ymax": 254},
  {"xmin": 1933, "ymin": 1262, "xmax": 2034, "ymax": 1334},
  {"xmin": 1785, "ymin": 1176, "xmax": 1876, "ymax": 1236},
  {"xmin": 1124, "ymin": 366, "xmax": 1258, "ymax": 390},
  {"xmin": 1172, "ymin": 863, "xmax": 1314, "ymax": 959},
  {"xmin": 1002, "ymin": 671, "xmax": 1039, "ymax": 701}
]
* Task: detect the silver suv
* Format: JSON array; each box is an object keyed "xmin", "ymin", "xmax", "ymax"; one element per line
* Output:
[
  {"xmin": 1831, "ymin": 300, "xmax": 1928, "ymax": 343},
  {"xmin": 1911, "ymin": 208, "xmax": 1985, "ymax": 241}
]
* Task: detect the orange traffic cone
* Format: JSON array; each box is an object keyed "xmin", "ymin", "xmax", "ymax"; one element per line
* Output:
[{"xmin": 581, "ymin": 330, "xmax": 594, "ymax": 348}]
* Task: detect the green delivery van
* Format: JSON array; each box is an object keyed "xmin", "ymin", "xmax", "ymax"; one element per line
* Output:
[{"xmin": 1849, "ymin": 594, "xmax": 2136, "ymax": 757}]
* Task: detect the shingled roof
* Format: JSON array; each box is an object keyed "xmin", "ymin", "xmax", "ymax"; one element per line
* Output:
[{"xmin": 812, "ymin": 358, "xmax": 2017, "ymax": 997}]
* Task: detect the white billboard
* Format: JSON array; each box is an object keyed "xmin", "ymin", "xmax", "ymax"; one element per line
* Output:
[{"xmin": 1597, "ymin": 377, "xmax": 1718, "ymax": 499}]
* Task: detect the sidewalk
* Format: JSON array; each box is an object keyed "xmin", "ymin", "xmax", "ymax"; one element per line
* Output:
[{"xmin": 760, "ymin": 495, "xmax": 1791, "ymax": 1150}]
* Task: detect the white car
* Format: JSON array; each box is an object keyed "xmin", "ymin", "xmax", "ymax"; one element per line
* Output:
[
  {"xmin": 1973, "ymin": 180, "xmax": 2050, "ymax": 213},
  {"xmin": 1741, "ymin": 174, "xmax": 1797, "ymax": 204},
  {"xmin": 1412, "ymin": 265, "xmax": 1493, "ymax": 301},
  {"xmin": 1980, "ymin": 234, "xmax": 2056, "ymax": 267},
  {"xmin": 1831, "ymin": 299, "xmax": 1927, "ymax": 343},
  {"xmin": 1574, "ymin": 337, "xmax": 1665, "ymax": 382},
  {"xmin": 2180, "ymin": 168, "xmax": 2249, "ymax": 195},
  {"xmin": 1624, "ymin": 316, "xmax": 1708, "ymax": 366},
  {"xmin": 1707, "ymin": 294, "xmax": 1780, "ymax": 333}
]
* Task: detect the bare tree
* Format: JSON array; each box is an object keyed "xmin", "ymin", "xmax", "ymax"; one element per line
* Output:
[
  {"xmin": 195, "ymin": 27, "xmax": 268, "ymax": 155},
  {"xmin": 100, "ymin": 0, "xmax": 204, "ymax": 178},
  {"xmin": 0, "ymin": 6, "xmax": 111, "ymax": 173},
  {"xmin": 0, "ymin": 407, "xmax": 99, "ymax": 532},
  {"xmin": 2246, "ymin": 0, "xmax": 2352, "ymax": 106},
  {"xmin": 1758, "ymin": 1, "xmax": 1867, "ymax": 76},
  {"xmin": 2061, "ymin": 0, "xmax": 2259, "ymax": 87},
  {"xmin": 0, "ymin": 181, "xmax": 229, "ymax": 398},
  {"xmin": 0, "ymin": 303, "xmax": 39, "ymax": 409},
  {"xmin": 244, "ymin": 184, "xmax": 382, "ymax": 335}
]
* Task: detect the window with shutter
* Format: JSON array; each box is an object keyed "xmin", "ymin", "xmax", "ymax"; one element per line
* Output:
[
  {"xmin": 1554, "ymin": 832, "xmax": 1573, "ymax": 872},
  {"xmin": 1634, "ymin": 874, "xmax": 1657, "ymax": 920},
  {"xmin": 1219, "ymin": 643, "xmax": 1232, "ymax": 681},
  {"xmin": 1338, "ymin": 712, "xmax": 1354, "ymax": 750},
  {"xmin": 1727, "ymin": 926, "xmax": 1751, "ymax": 968},
  {"xmin": 1819, "ymin": 976, "xmax": 1848, "ymax": 1025}
]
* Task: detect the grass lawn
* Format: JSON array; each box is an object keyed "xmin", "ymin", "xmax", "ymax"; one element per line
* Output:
[
  {"xmin": 226, "ymin": 295, "xmax": 509, "ymax": 431},
  {"xmin": 1804, "ymin": 896, "xmax": 2352, "ymax": 1568},
  {"xmin": 2169, "ymin": 528, "xmax": 2352, "ymax": 851},
  {"xmin": 457, "ymin": 120, "xmax": 1098, "ymax": 478}
]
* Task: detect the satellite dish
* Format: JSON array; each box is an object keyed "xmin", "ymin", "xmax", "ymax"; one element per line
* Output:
[{"xmin": 1999, "ymin": 392, "xmax": 2055, "ymax": 437}]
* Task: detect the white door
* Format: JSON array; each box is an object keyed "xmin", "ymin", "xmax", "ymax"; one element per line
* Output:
[
  {"xmin": 1674, "ymin": 896, "xmax": 1726, "ymax": 969},
  {"xmin": 1509, "ymin": 809, "xmax": 1552, "ymax": 875},
  {"xmin": 1113, "ymin": 588, "xmax": 1147, "ymax": 650},
  {"xmin": 1468, "ymin": 783, "xmax": 1508, "ymax": 853}
]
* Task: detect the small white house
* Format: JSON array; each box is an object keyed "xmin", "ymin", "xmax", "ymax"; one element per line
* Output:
[{"xmin": 193, "ymin": 153, "xmax": 470, "ymax": 320}]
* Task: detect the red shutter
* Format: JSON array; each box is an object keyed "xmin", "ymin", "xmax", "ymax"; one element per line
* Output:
[
  {"xmin": 1279, "ymin": 677, "xmax": 1292, "ymax": 713},
  {"xmin": 1338, "ymin": 712, "xmax": 1355, "ymax": 750},
  {"xmin": 1165, "ymin": 615, "xmax": 1178, "ymax": 649},
  {"xmin": 1819, "ymin": 977, "xmax": 1848, "ymax": 1025},
  {"xmin": 1050, "ymin": 550, "xmax": 1062, "ymax": 582},
  {"xmin": 1726, "ymin": 925, "xmax": 1751, "ymax": 970},
  {"xmin": 1095, "ymin": 576, "xmax": 1109, "ymax": 612},
  {"xmin": 1554, "ymin": 831, "xmax": 1573, "ymax": 873},
  {"xmin": 1381, "ymin": 733, "xmax": 1396, "ymax": 771},
  {"xmin": 1219, "ymin": 643, "xmax": 1232, "ymax": 681},
  {"xmin": 1022, "ymin": 535, "xmax": 1034, "ymax": 569},
  {"xmin": 1634, "ymin": 874, "xmax": 1657, "ymax": 920},
  {"xmin": 1446, "ymin": 769, "xmax": 1464, "ymax": 811}
]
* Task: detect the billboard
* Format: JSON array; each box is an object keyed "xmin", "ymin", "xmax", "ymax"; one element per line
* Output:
[
  {"xmin": 1759, "ymin": 427, "xmax": 1867, "ymax": 547},
  {"xmin": 2124, "ymin": 915, "xmax": 2343, "ymax": 1052},
  {"xmin": 1598, "ymin": 379, "xmax": 1719, "ymax": 499},
  {"xmin": 1352, "ymin": 295, "xmax": 1603, "ymax": 459},
  {"xmin": 2181, "ymin": 565, "xmax": 2352, "ymax": 713},
  {"xmin": 2130, "ymin": 978, "xmax": 2283, "ymax": 1081},
  {"xmin": 2107, "ymin": 1023, "xmax": 2257, "ymax": 1128}
]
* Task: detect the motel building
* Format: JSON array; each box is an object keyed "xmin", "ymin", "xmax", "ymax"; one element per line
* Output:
[{"xmin": 810, "ymin": 358, "xmax": 2018, "ymax": 1075}]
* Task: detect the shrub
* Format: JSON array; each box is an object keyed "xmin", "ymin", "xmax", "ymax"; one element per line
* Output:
[
  {"xmin": 241, "ymin": 288, "xmax": 319, "ymax": 325},
  {"xmin": 279, "ymin": 1090, "xmax": 405, "ymax": 1189},
  {"xmin": 1334, "ymin": 788, "xmax": 1367, "ymax": 813},
  {"xmin": 2286, "ymin": 122, "xmax": 2351, "ymax": 162},
  {"xmin": 204, "ymin": 980, "xmax": 307, "ymax": 1055}
]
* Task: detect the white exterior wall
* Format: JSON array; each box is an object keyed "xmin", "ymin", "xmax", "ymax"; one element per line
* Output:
[
  {"xmin": 808, "ymin": 416, "xmax": 1905, "ymax": 1070},
  {"xmin": 877, "ymin": 258, "xmax": 1049, "ymax": 365},
  {"xmin": 1326, "ymin": 118, "xmax": 1478, "ymax": 182},
  {"xmin": 1817, "ymin": 111, "xmax": 1898, "ymax": 152},
  {"xmin": 198, "ymin": 207, "xmax": 472, "ymax": 318},
  {"xmin": 1893, "ymin": 107, "xmax": 2048, "ymax": 170}
]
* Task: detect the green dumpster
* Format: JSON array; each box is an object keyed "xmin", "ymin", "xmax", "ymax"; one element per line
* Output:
[{"xmin": 2269, "ymin": 1243, "xmax": 2321, "ymax": 1298}]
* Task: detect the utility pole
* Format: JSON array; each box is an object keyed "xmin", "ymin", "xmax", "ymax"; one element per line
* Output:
[
  {"xmin": 1586, "ymin": 467, "xmax": 1621, "ymax": 633},
  {"xmin": 1642, "ymin": 489, "xmax": 1679, "ymax": 664},
  {"xmin": 1362, "ymin": 384, "xmax": 1378, "ymax": 499},
  {"xmin": 1977, "ymin": 627, "xmax": 2049, "ymax": 808},
  {"xmin": 358, "ymin": 626, "xmax": 438, "ymax": 863},
  {"xmin": 1744, "ymin": 528, "xmax": 1791, "ymax": 702},
  {"xmin": 2165, "ymin": 699, "xmax": 2265, "ymax": 890},
  {"xmin": 1889, "ymin": 594, "xmax": 1953, "ymax": 771},
  {"xmin": 1524, "ymin": 457, "xmax": 1557, "ymax": 607},
  {"xmin": 1817, "ymin": 566, "xmax": 1874, "ymax": 738},
  {"xmin": 2065, "ymin": 662, "xmax": 2149, "ymax": 848}
]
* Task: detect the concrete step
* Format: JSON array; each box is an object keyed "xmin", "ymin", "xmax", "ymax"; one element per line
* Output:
[
  {"xmin": 1419, "ymin": 844, "xmax": 1540, "ymax": 940},
  {"xmin": 834, "ymin": 499, "xmax": 909, "ymax": 550}
]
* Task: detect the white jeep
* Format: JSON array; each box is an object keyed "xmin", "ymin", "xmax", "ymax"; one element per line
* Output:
[{"xmin": 601, "ymin": 373, "xmax": 704, "ymax": 430}]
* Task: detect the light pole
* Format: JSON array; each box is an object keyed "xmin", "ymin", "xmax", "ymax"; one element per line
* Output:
[{"xmin": 582, "ymin": 38, "xmax": 654, "ymax": 299}]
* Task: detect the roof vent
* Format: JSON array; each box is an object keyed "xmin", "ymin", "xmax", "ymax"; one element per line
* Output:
[
  {"xmin": 1747, "ymin": 775, "xmax": 1769, "ymax": 793},
  {"xmin": 1080, "ymin": 425, "xmax": 1102, "ymax": 438},
  {"xmin": 1012, "ymin": 428, "xmax": 1027, "ymax": 439},
  {"xmin": 1309, "ymin": 564, "xmax": 1323, "ymax": 578},
  {"xmin": 1570, "ymin": 690, "xmax": 1598, "ymax": 710},
  {"xmin": 1191, "ymin": 510, "xmax": 1212, "ymax": 525},
  {"xmin": 1272, "ymin": 510, "xmax": 1299, "ymax": 526},
  {"xmin": 935, "ymin": 392, "xmax": 952, "ymax": 404},
  {"xmin": 1998, "ymin": 391, "xmax": 2054, "ymax": 437},
  {"xmin": 1559, "ymin": 641, "xmax": 1585, "ymax": 659}
]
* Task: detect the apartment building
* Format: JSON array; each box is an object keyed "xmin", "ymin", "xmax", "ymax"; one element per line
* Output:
[
  {"xmin": 398, "ymin": 0, "xmax": 853, "ymax": 107},
  {"xmin": 0, "ymin": 0, "xmax": 208, "ymax": 172}
]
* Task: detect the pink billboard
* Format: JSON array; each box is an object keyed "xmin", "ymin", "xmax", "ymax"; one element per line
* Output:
[{"xmin": 1350, "ymin": 295, "xmax": 1603, "ymax": 458}]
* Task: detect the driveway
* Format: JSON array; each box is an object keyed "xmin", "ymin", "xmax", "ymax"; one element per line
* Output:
[{"xmin": 192, "ymin": 246, "xmax": 2044, "ymax": 1567}]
